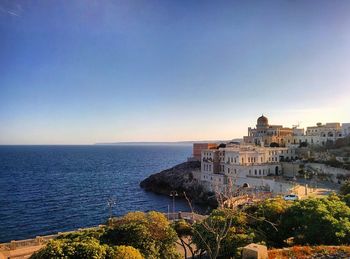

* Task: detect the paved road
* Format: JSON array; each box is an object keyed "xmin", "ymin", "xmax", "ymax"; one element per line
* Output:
[{"xmin": 0, "ymin": 245, "xmax": 44, "ymax": 259}]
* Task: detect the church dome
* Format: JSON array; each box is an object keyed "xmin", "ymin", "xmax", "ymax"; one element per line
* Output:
[{"xmin": 257, "ymin": 115, "xmax": 268, "ymax": 126}]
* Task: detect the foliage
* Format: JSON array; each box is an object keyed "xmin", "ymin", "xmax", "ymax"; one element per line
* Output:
[
  {"xmin": 32, "ymin": 212, "xmax": 179, "ymax": 259},
  {"xmin": 247, "ymin": 198, "xmax": 290, "ymax": 247},
  {"xmin": 342, "ymin": 193, "xmax": 350, "ymax": 207},
  {"xmin": 324, "ymin": 157, "xmax": 344, "ymax": 168},
  {"xmin": 334, "ymin": 136, "xmax": 350, "ymax": 148},
  {"xmin": 102, "ymin": 211, "xmax": 180, "ymax": 259},
  {"xmin": 173, "ymin": 219, "xmax": 195, "ymax": 258},
  {"xmin": 114, "ymin": 245, "xmax": 143, "ymax": 259},
  {"xmin": 340, "ymin": 180, "xmax": 350, "ymax": 195},
  {"xmin": 192, "ymin": 209, "xmax": 254, "ymax": 258},
  {"xmin": 173, "ymin": 219, "xmax": 193, "ymax": 237},
  {"xmin": 268, "ymin": 245, "xmax": 350, "ymax": 259},
  {"xmin": 281, "ymin": 196, "xmax": 350, "ymax": 245},
  {"xmin": 57, "ymin": 228, "xmax": 106, "ymax": 241},
  {"xmin": 245, "ymin": 195, "xmax": 350, "ymax": 248},
  {"xmin": 30, "ymin": 236, "xmax": 115, "ymax": 259},
  {"xmin": 31, "ymin": 195, "xmax": 350, "ymax": 259}
]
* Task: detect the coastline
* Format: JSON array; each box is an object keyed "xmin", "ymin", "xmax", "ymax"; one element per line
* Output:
[{"xmin": 140, "ymin": 161, "xmax": 218, "ymax": 208}]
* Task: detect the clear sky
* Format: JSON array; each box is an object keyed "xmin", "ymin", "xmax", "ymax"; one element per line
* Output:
[{"xmin": 1, "ymin": 0, "xmax": 349, "ymax": 144}]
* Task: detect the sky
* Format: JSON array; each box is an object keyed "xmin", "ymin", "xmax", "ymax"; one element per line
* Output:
[{"xmin": 0, "ymin": 0, "xmax": 350, "ymax": 144}]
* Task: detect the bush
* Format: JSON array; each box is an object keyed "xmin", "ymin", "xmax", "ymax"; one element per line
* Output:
[
  {"xmin": 114, "ymin": 245, "xmax": 143, "ymax": 259},
  {"xmin": 281, "ymin": 196, "xmax": 350, "ymax": 245},
  {"xmin": 192, "ymin": 209, "xmax": 255, "ymax": 258},
  {"xmin": 246, "ymin": 198, "xmax": 290, "ymax": 247},
  {"xmin": 340, "ymin": 181, "xmax": 350, "ymax": 195},
  {"xmin": 31, "ymin": 237, "xmax": 114, "ymax": 259},
  {"xmin": 102, "ymin": 211, "xmax": 180, "ymax": 259}
]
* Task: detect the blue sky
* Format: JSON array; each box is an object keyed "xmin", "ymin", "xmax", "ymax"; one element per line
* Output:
[{"xmin": 1, "ymin": 0, "xmax": 350, "ymax": 144}]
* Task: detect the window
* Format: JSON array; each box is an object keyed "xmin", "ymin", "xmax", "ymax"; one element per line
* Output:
[{"xmin": 255, "ymin": 169, "xmax": 257, "ymax": 175}]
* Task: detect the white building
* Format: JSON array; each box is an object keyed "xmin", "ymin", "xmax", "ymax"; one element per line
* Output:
[
  {"xmin": 293, "ymin": 122, "xmax": 345, "ymax": 146},
  {"xmin": 200, "ymin": 144, "xmax": 297, "ymax": 193},
  {"xmin": 243, "ymin": 115, "xmax": 298, "ymax": 147},
  {"xmin": 243, "ymin": 115, "xmax": 349, "ymax": 147},
  {"xmin": 342, "ymin": 123, "xmax": 350, "ymax": 137}
]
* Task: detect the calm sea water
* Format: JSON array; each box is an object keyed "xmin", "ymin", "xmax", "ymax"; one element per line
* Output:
[{"xmin": 0, "ymin": 145, "xmax": 195, "ymax": 242}]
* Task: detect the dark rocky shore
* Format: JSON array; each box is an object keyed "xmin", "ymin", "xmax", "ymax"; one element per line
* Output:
[{"xmin": 140, "ymin": 161, "xmax": 217, "ymax": 207}]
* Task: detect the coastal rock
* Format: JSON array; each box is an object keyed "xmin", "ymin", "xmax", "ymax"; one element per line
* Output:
[{"xmin": 140, "ymin": 161, "xmax": 217, "ymax": 207}]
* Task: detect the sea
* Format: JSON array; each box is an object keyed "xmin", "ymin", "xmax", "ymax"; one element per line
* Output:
[{"xmin": 0, "ymin": 145, "xmax": 202, "ymax": 243}]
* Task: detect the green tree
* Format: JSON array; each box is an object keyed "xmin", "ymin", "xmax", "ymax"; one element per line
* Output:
[
  {"xmin": 342, "ymin": 193, "xmax": 350, "ymax": 207},
  {"xmin": 340, "ymin": 181, "xmax": 350, "ymax": 195},
  {"xmin": 30, "ymin": 237, "xmax": 114, "ymax": 259},
  {"xmin": 247, "ymin": 198, "xmax": 290, "ymax": 247},
  {"xmin": 281, "ymin": 196, "xmax": 350, "ymax": 245},
  {"xmin": 192, "ymin": 209, "xmax": 254, "ymax": 259},
  {"xmin": 173, "ymin": 219, "xmax": 195, "ymax": 258},
  {"xmin": 114, "ymin": 245, "xmax": 143, "ymax": 259},
  {"xmin": 102, "ymin": 211, "xmax": 180, "ymax": 259}
]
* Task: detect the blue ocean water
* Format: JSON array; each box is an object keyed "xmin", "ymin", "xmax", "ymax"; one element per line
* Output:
[{"xmin": 0, "ymin": 145, "xmax": 195, "ymax": 243}]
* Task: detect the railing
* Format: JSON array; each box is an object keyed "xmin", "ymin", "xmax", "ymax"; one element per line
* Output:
[
  {"xmin": 0, "ymin": 226, "xmax": 104, "ymax": 251},
  {"xmin": 166, "ymin": 212, "xmax": 207, "ymax": 222},
  {"xmin": 0, "ymin": 212, "xmax": 208, "ymax": 252},
  {"xmin": 0, "ymin": 237, "xmax": 48, "ymax": 251}
]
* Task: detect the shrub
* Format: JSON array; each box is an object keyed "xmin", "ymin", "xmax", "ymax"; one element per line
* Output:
[{"xmin": 113, "ymin": 245, "xmax": 143, "ymax": 259}]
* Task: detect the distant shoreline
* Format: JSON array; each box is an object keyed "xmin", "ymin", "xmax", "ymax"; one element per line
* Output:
[
  {"xmin": 95, "ymin": 139, "xmax": 241, "ymax": 145},
  {"xmin": 0, "ymin": 139, "xmax": 242, "ymax": 146}
]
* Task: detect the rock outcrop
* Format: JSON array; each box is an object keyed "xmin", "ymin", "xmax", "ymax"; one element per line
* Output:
[{"xmin": 140, "ymin": 161, "xmax": 217, "ymax": 207}]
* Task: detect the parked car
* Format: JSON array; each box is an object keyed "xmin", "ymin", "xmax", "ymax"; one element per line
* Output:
[{"xmin": 283, "ymin": 194, "xmax": 299, "ymax": 201}]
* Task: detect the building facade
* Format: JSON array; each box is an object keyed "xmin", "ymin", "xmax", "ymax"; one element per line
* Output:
[
  {"xmin": 189, "ymin": 143, "xmax": 218, "ymax": 161},
  {"xmin": 243, "ymin": 115, "xmax": 349, "ymax": 147},
  {"xmin": 293, "ymin": 122, "xmax": 345, "ymax": 146},
  {"xmin": 342, "ymin": 123, "xmax": 350, "ymax": 138},
  {"xmin": 243, "ymin": 115, "xmax": 299, "ymax": 147},
  {"xmin": 200, "ymin": 144, "xmax": 297, "ymax": 192}
]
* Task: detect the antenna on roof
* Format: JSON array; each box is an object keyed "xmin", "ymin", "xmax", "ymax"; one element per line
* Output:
[{"xmin": 292, "ymin": 121, "xmax": 301, "ymax": 128}]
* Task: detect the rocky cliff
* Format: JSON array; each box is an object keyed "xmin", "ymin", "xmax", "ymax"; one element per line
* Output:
[{"xmin": 140, "ymin": 161, "xmax": 217, "ymax": 207}]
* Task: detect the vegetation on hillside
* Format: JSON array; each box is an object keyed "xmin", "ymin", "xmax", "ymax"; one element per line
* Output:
[
  {"xmin": 268, "ymin": 245, "xmax": 350, "ymax": 259},
  {"xmin": 31, "ymin": 184, "xmax": 350, "ymax": 259},
  {"xmin": 31, "ymin": 211, "xmax": 180, "ymax": 259}
]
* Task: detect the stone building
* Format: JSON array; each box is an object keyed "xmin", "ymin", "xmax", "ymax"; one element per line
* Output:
[
  {"xmin": 189, "ymin": 143, "xmax": 218, "ymax": 161},
  {"xmin": 342, "ymin": 123, "xmax": 350, "ymax": 137},
  {"xmin": 243, "ymin": 115, "xmax": 298, "ymax": 147},
  {"xmin": 200, "ymin": 144, "xmax": 297, "ymax": 192},
  {"xmin": 243, "ymin": 115, "xmax": 349, "ymax": 147},
  {"xmin": 293, "ymin": 122, "xmax": 345, "ymax": 146}
]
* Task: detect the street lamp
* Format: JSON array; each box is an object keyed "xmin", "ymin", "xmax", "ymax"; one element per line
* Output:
[
  {"xmin": 107, "ymin": 197, "xmax": 116, "ymax": 220},
  {"xmin": 169, "ymin": 191, "xmax": 178, "ymax": 215},
  {"xmin": 304, "ymin": 171, "xmax": 308, "ymax": 196}
]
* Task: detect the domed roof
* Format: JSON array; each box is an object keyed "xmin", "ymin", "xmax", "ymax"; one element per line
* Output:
[{"xmin": 257, "ymin": 114, "xmax": 268, "ymax": 125}]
